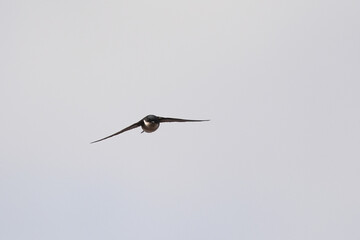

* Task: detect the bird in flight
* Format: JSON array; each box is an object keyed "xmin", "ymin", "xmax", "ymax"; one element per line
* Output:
[{"xmin": 91, "ymin": 114, "xmax": 209, "ymax": 143}]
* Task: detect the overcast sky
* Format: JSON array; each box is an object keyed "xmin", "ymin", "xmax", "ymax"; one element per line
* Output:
[{"xmin": 1, "ymin": 0, "xmax": 360, "ymax": 239}]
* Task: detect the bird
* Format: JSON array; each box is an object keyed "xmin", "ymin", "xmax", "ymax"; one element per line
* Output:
[{"xmin": 91, "ymin": 114, "xmax": 209, "ymax": 143}]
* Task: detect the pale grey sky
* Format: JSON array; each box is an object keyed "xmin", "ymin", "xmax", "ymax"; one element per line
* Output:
[{"xmin": 1, "ymin": 0, "xmax": 360, "ymax": 239}]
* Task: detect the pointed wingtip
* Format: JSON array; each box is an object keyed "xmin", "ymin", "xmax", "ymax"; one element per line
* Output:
[{"xmin": 90, "ymin": 139, "xmax": 103, "ymax": 144}]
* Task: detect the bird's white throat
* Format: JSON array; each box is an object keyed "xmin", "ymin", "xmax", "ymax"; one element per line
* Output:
[{"xmin": 142, "ymin": 120, "xmax": 159, "ymax": 133}]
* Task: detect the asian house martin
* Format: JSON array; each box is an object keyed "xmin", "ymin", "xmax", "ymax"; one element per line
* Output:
[{"xmin": 91, "ymin": 114, "xmax": 209, "ymax": 143}]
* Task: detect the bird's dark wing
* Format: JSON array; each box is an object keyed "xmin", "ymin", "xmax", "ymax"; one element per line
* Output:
[
  {"xmin": 158, "ymin": 117, "xmax": 209, "ymax": 123},
  {"xmin": 91, "ymin": 120, "xmax": 142, "ymax": 144}
]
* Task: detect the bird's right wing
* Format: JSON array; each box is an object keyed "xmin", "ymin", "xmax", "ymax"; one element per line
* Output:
[{"xmin": 91, "ymin": 120, "xmax": 142, "ymax": 144}]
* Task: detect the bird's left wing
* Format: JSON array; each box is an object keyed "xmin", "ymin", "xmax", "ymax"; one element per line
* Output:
[{"xmin": 158, "ymin": 117, "xmax": 209, "ymax": 123}]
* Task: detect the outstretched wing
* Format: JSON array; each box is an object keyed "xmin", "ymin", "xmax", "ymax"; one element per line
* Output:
[
  {"xmin": 91, "ymin": 120, "xmax": 142, "ymax": 144},
  {"xmin": 158, "ymin": 117, "xmax": 209, "ymax": 123}
]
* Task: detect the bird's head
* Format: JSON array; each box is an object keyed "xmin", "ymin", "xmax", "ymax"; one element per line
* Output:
[{"xmin": 144, "ymin": 114, "xmax": 159, "ymax": 123}]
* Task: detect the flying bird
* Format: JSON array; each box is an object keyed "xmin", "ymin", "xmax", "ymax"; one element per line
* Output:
[{"xmin": 91, "ymin": 114, "xmax": 209, "ymax": 143}]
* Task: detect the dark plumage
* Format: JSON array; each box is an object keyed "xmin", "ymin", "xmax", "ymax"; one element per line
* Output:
[{"xmin": 91, "ymin": 114, "xmax": 209, "ymax": 143}]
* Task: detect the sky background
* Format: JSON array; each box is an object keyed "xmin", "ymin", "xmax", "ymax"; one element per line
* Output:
[{"xmin": 1, "ymin": 0, "xmax": 360, "ymax": 239}]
